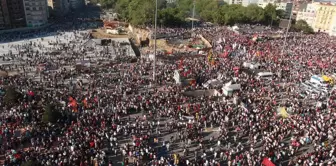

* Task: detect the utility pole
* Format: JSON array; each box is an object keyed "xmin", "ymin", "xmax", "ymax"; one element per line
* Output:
[
  {"xmin": 281, "ymin": 6, "xmax": 293, "ymax": 55},
  {"xmin": 192, "ymin": 0, "xmax": 195, "ymax": 30},
  {"xmin": 153, "ymin": 0, "xmax": 158, "ymax": 81}
]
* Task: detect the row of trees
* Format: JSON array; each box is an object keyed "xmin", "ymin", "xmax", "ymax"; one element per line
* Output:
[
  {"xmin": 292, "ymin": 20, "xmax": 314, "ymax": 34},
  {"xmin": 98, "ymin": 0, "xmax": 284, "ymax": 26},
  {"xmin": 97, "ymin": 0, "xmax": 313, "ymax": 33}
]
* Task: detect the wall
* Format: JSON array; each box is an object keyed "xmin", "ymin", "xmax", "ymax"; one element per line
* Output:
[
  {"xmin": 0, "ymin": 0, "xmax": 11, "ymax": 29},
  {"xmin": 23, "ymin": 0, "xmax": 49, "ymax": 27},
  {"xmin": 329, "ymin": 13, "xmax": 336, "ymax": 36},
  {"xmin": 296, "ymin": 3, "xmax": 318, "ymax": 26},
  {"xmin": 7, "ymin": 0, "xmax": 27, "ymax": 28},
  {"xmin": 314, "ymin": 4, "xmax": 336, "ymax": 33},
  {"xmin": 48, "ymin": 0, "xmax": 69, "ymax": 16},
  {"xmin": 242, "ymin": 0, "xmax": 258, "ymax": 7},
  {"xmin": 258, "ymin": 2, "xmax": 293, "ymax": 19}
]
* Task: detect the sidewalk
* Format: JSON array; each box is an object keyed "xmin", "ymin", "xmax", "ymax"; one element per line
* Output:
[{"xmin": 0, "ymin": 23, "xmax": 53, "ymax": 34}]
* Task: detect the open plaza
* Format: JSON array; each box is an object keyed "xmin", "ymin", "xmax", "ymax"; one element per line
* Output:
[{"xmin": 0, "ymin": 13, "xmax": 336, "ymax": 166}]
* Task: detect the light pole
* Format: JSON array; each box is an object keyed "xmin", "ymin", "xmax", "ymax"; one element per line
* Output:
[
  {"xmin": 192, "ymin": 0, "xmax": 195, "ymax": 29},
  {"xmin": 153, "ymin": 0, "xmax": 158, "ymax": 81},
  {"xmin": 281, "ymin": 5, "xmax": 293, "ymax": 55}
]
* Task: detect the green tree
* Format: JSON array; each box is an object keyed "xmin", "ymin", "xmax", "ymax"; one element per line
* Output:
[
  {"xmin": 113, "ymin": 0, "xmax": 288, "ymax": 27},
  {"xmin": 115, "ymin": 0, "xmax": 132, "ymax": 21},
  {"xmin": 42, "ymin": 104, "xmax": 63, "ymax": 124},
  {"xmin": 3, "ymin": 86, "xmax": 22, "ymax": 107},
  {"xmin": 226, "ymin": 5, "xmax": 246, "ymax": 25},
  {"xmin": 158, "ymin": 0, "xmax": 168, "ymax": 9},
  {"xmin": 195, "ymin": 0, "xmax": 219, "ymax": 22},
  {"xmin": 22, "ymin": 160, "xmax": 40, "ymax": 166},
  {"xmin": 176, "ymin": 0, "xmax": 194, "ymax": 19},
  {"xmin": 263, "ymin": 4, "xmax": 278, "ymax": 25},
  {"xmin": 293, "ymin": 20, "xmax": 314, "ymax": 34},
  {"xmin": 276, "ymin": 9, "xmax": 286, "ymax": 19},
  {"xmin": 100, "ymin": 0, "xmax": 115, "ymax": 9},
  {"xmin": 127, "ymin": 0, "xmax": 155, "ymax": 26},
  {"xmin": 213, "ymin": 5, "xmax": 228, "ymax": 25},
  {"xmin": 158, "ymin": 7, "xmax": 184, "ymax": 27},
  {"xmin": 245, "ymin": 4, "xmax": 265, "ymax": 23}
]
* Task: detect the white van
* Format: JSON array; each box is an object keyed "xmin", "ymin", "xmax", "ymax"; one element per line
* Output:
[
  {"xmin": 256, "ymin": 72, "xmax": 273, "ymax": 80},
  {"xmin": 310, "ymin": 75, "xmax": 328, "ymax": 87},
  {"xmin": 243, "ymin": 62, "xmax": 262, "ymax": 70}
]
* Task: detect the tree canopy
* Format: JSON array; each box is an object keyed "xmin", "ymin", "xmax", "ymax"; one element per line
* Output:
[
  {"xmin": 42, "ymin": 104, "xmax": 63, "ymax": 124},
  {"xmin": 3, "ymin": 86, "xmax": 23, "ymax": 107},
  {"xmin": 109, "ymin": 0, "xmax": 285, "ymax": 27},
  {"xmin": 292, "ymin": 20, "xmax": 314, "ymax": 34},
  {"xmin": 22, "ymin": 160, "xmax": 40, "ymax": 166},
  {"xmin": 99, "ymin": 0, "xmax": 116, "ymax": 8}
]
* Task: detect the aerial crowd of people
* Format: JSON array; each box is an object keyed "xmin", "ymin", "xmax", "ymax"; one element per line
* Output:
[{"xmin": 0, "ymin": 14, "xmax": 336, "ymax": 166}]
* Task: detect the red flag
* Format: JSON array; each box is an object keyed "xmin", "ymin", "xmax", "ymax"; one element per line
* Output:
[
  {"xmin": 14, "ymin": 153, "xmax": 21, "ymax": 159},
  {"xmin": 189, "ymin": 80, "xmax": 196, "ymax": 86},
  {"xmin": 90, "ymin": 141, "xmax": 95, "ymax": 148},
  {"xmin": 69, "ymin": 96, "xmax": 74, "ymax": 102},
  {"xmin": 262, "ymin": 158, "xmax": 275, "ymax": 166},
  {"xmin": 68, "ymin": 97, "xmax": 78, "ymax": 112},
  {"xmin": 83, "ymin": 98, "xmax": 88, "ymax": 108},
  {"xmin": 183, "ymin": 70, "xmax": 191, "ymax": 77},
  {"xmin": 28, "ymin": 91, "xmax": 34, "ymax": 96}
]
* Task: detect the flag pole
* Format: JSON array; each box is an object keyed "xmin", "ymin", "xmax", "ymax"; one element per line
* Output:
[
  {"xmin": 153, "ymin": 0, "xmax": 158, "ymax": 81},
  {"xmin": 192, "ymin": 0, "xmax": 195, "ymax": 30},
  {"xmin": 281, "ymin": 5, "xmax": 293, "ymax": 55}
]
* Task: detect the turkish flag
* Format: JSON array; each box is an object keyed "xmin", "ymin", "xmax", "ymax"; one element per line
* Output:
[
  {"xmin": 28, "ymin": 91, "xmax": 34, "ymax": 96},
  {"xmin": 90, "ymin": 141, "xmax": 95, "ymax": 148},
  {"xmin": 262, "ymin": 158, "xmax": 275, "ymax": 166}
]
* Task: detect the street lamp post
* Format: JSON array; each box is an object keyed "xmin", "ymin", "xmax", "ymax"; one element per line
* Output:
[
  {"xmin": 281, "ymin": 6, "xmax": 293, "ymax": 55},
  {"xmin": 153, "ymin": 0, "xmax": 158, "ymax": 81},
  {"xmin": 192, "ymin": 0, "xmax": 195, "ymax": 30}
]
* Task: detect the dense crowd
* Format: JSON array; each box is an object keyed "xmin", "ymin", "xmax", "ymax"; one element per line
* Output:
[
  {"xmin": 0, "ymin": 21, "xmax": 336, "ymax": 166},
  {"xmin": 152, "ymin": 28, "xmax": 190, "ymax": 39}
]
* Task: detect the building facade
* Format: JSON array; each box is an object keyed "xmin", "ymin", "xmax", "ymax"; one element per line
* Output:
[
  {"xmin": 277, "ymin": 2, "xmax": 294, "ymax": 18},
  {"xmin": 293, "ymin": 2, "xmax": 308, "ymax": 14},
  {"xmin": 48, "ymin": 0, "xmax": 69, "ymax": 16},
  {"xmin": 224, "ymin": 0, "xmax": 243, "ymax": 5},
  {"xmin": 258, "ymin": 1, "xmax": 293, "ymax": 19},
  {"xmin": 0, "ymin": 0, "xmax": 11, "ymax": 29},
  {"xmin": 242, "ymin": 0, "xmax": 258, "ymax": 7},
  {"xmin": 23, "ymin": 0, "xmax": 49, "ymax": 27},
  {"xmin": 296, "ymin": 3, "xmax": 317, "ymax": 28},
  {"xmin": 257, "ymin": 0, "xmax": 278, "ymax": 8},
  {"xmin": 329, "ymin": 16, "xmax": 336, "ymax": 36},
  {"xmin": 313, "ymin": 3, "xmax": 336, "ymax": 34},
  {"xmin": 4, "ymin": 0, "xmax": 27, "ymax": 29}
]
